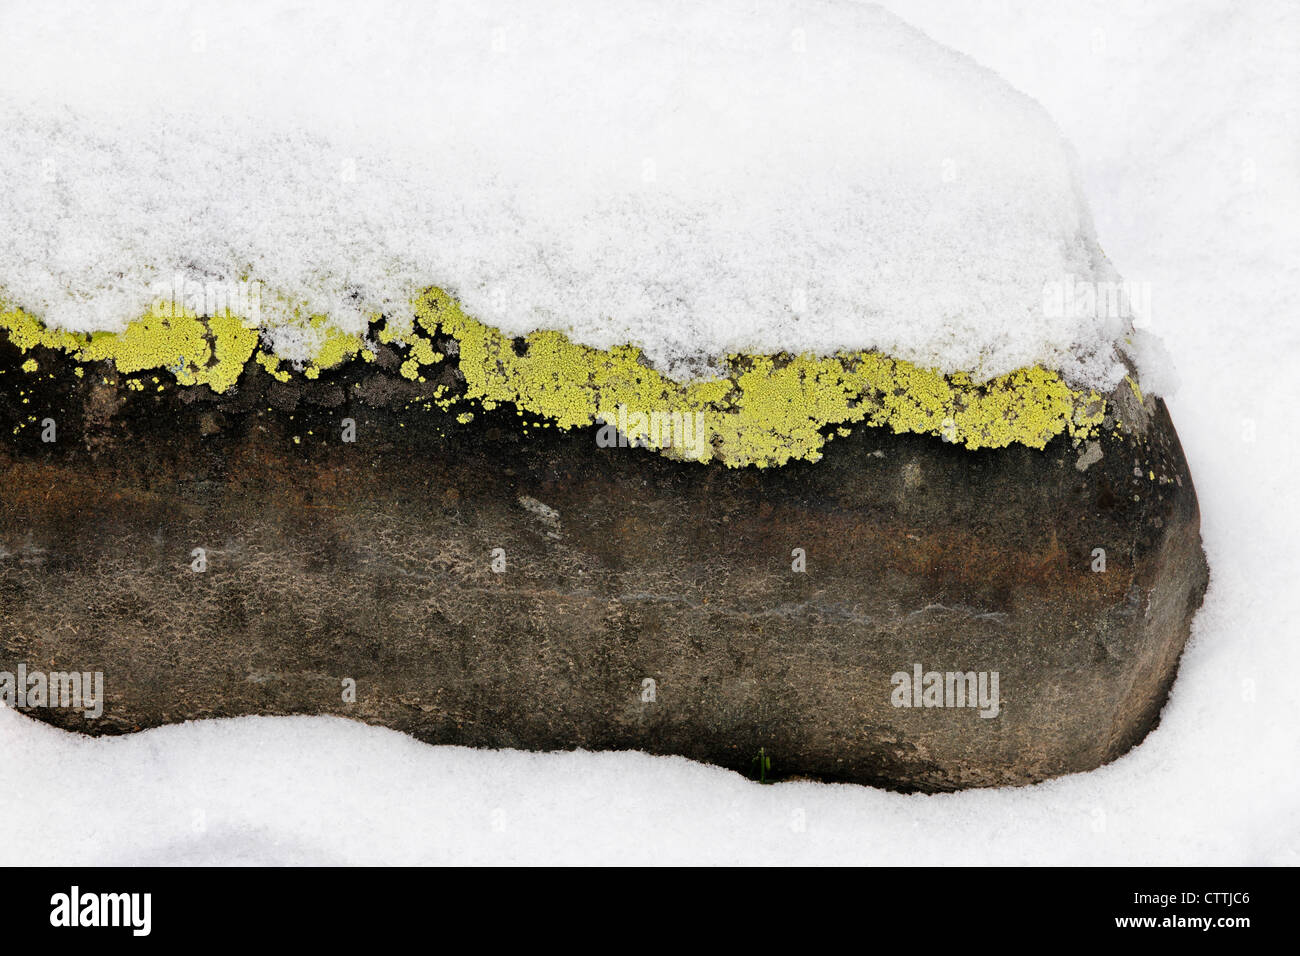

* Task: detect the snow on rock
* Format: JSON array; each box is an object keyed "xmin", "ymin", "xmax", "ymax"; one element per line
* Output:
[
  {"xmin": 1, "ymin": 0, "xmax": 1129, "ymax": 387},
  {"xmin": 0, "ymin": 0, "xmax": 1297, "ymax": 865}
]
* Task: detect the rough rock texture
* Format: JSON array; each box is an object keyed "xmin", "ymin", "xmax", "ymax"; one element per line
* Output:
[{"xmin": 0, "ymin": 338, "xmax": 1208, "ymax": 791}]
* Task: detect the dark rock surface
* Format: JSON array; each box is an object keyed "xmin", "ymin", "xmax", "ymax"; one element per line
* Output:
[{"xmin": 0, "ymin": 338, "xmax": 1208, "ymax": 790}]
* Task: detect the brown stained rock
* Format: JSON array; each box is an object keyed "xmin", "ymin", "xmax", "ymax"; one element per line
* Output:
[{"xmin": 0, "ymin": 340, "xmax": 1208, "ymax": 790}]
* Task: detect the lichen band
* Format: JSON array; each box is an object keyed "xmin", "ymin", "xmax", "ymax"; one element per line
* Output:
[{"xmin": 1, "ymin": 288, "xmax": 1105, "ymax": 467}]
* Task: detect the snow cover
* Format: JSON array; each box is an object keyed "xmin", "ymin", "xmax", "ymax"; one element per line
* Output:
[
  {"xmin": 2, "ymin": 0, "xmax": 1297, "ymax": 865},
  {"xmin": 1, "ymin": 0, "xmax": 1129, "ymax": 387}
]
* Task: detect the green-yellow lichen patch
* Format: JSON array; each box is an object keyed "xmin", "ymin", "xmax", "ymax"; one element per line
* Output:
[
  {"xmin": 2, "ymin": 304, "xmax": 259, "ymax": 393},
  {"xmin": 78, "ymin": 307, "xmax": 259, "ymax": 393},
  {"xmin": 301, "ymin": 315, "xmax": 372, "ymax": 379},
  {"xmin": 412, "ymin": 288, "xmax": 1104, "ymax": 467},
  {"xmin": 399, "ymin": 331, "xmax": 444, "ymax": 381},
  {"xmin": 256, "ymin": 350, "xmax": 292, "ymax": 383},
  {"xmin": 2, "ymin": 287, "xmax": 1106, "ymax": 467}
]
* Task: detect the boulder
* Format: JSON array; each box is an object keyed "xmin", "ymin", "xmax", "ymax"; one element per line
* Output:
[{"xmin": 0, "ymin": 334, "xmax": 1208, "ymax": 790}]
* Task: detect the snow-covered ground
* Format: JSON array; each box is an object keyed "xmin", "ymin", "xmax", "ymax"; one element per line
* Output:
[{"xmin": 2, "ymin": 0, "xmax": 1297, "ymax": 865}]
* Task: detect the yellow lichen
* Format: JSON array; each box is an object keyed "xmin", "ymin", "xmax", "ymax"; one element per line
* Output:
[
  {"xmin": 2, "ymin": 286, "xmax": 1106, "ymax": 467},
  {"xmin": 410, "ymin": 287, "xmax": 1105, "ymax": 467},
  {"xmin": 256, "ymin": 350, "xmax": 292, "ymax": 383},
  {"xmin": 399, "ymin": 333, "xmax": 443, "ymax": 381},
  {"xmin": 301, "ymin": 315, "xmax": 371, "ymax": 379},
  {"xmin": 2, "ymin": 304, "xmax": 258, "ymax": 393}
]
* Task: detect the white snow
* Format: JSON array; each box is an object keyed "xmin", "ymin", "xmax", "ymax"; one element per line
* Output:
[
  {"xmin": 1, "ymin": 0, "xmax": 1128, "ymax": 386},
  {"xmin": 2, "ymin": 0, "xmax": 1298, "ymax": 865}
]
